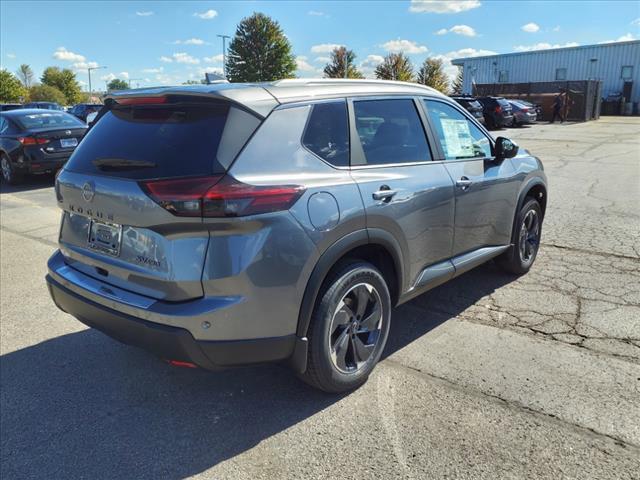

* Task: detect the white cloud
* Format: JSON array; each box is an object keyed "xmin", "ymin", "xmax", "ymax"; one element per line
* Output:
[
  {"xmin": 53, "ymin": 47, "xmax": 85, "ymax": 63},
  {"xmin": 72, "ymin": 61, "xmax": 99, "ymax": 71},
  {"xmin": 359, "ymin": 55, "xmax": 385, "ymax": 78},
  {"xmin": 409, "ymin": 0, "xmax": 481, "ymax": 14},
  {"xmin": 136, "ymin": 11, "xmax": 154, "ymax": 16},
  {"xmin": 310, "ymin": 43, "xmax": 343, "ymax": 53},
  {"xmin": 436, "ymin": 25, "xmax": 477, "ymax": 36},
  {"xmin": 6, "ymin": 53, "xmax": 16, "ymax": 59},
  {"xmin": 174, "ymin": 38, "xmax": 208, "ymax": 45},
  {"xmin": 434, "ymin": 47, "xmax": 498, "ymax": 81},
  {"xmin": 296, "ymin": 56, "xmax": 316, "ymax": 72},
  {"xmin": 172, "ymin": 52, "xmax": 200, "ymax": 64},
  {"xmin": 194, "ymin": 9, "xmax": 217, "ymax": 19},
  {"xmin": 308, "ymin": 10, "xmax": 328, "ymax": 17},
  {"xmin": 521, "ymin": 22, "xmax": 540, "ymax": 33},
  {"xmin": 513, "ymin": 42, "xmax": 579, "ymax": 52},
  {"xmin": 381, "ymin": 39, "xmax": 428, "ymax": 54},
  {"xmin": 119, "ymin": 71, "xmax": 129, "ymax": 79},
  {"xmin": 599, "ymin": 33, "xmax": 636, "ymax": 44},
  {"xmin": 631, "ymin": 18, "xmax": 640, "ymax": 26},
  {"xmin": 203, "ymin": 54, "xmax": 224, "ymax": 63},
  {"xmin": 159, "ymin": 56, "xmax": 173, "ymax": 63},
  {"xmin": 101, "ymin": 73, "xmax": 117, "ymax": 82},
  {"xmin": 314, "ymin": 56, "xmax": 331, "ymax": 63},
  {"xmin": 142, "ymin": 67, "xmax": 163, "ymax": 73}
]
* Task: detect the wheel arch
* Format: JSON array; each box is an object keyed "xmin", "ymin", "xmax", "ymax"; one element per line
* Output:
[{"xmin": 289, "ymin": 228, "xmax": 404, "ymax": 373}]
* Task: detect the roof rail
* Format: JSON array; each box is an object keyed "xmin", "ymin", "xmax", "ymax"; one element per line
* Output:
[{"xmin": 271, "ymin": 78, "xmax": 439, "ymax": 92}]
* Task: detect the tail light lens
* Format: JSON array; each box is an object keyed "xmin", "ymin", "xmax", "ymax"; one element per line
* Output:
[
  {"xmin": 494, "ymin": 106, "xmax": 502, "ymax": 114},
  {"xmin": 140, "ymin": 175, "xmax": 305, "ymax": 218},
  {"xmin": 18, "ymin": 136, "xmax": 49, "ymax": 145},
  {"xmin": 116, "ymin": 96, "xmax": 167, "ymax": 106}
]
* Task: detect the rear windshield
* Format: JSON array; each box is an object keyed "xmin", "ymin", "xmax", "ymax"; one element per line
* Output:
[
  {"xmin": 497, "ymin": 99, "xmax": 511, "ymax": 107},
  {"xmin": 15, "ymin": 112, "xmax": 85, "ymax": 129},
  {"xmin": 65, "ymin": 103, "xmax": 230, "ymax": 180}
]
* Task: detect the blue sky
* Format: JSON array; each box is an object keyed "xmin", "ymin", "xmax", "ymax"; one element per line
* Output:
[{"xmin": 1, "ymin": 0, "xmax": 638, "ymax": 89}]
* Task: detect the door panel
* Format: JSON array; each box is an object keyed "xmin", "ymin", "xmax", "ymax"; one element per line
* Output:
[
  {"xmin": 351, "ymin": 165, "xmax": 455, "ymax": 288},
  {"xmin": 444, "ymin": 158, "xmax": 519, "ymax": 255}
]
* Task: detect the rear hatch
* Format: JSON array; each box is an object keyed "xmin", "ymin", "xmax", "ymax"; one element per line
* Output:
[{"xmin": 56, "ymin": 95, "xmax": 261, "ymax": 301}]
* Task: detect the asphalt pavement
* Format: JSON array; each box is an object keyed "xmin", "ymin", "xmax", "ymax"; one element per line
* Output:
[{"xmin": 1, "ymin": 117, "xmax": 639, "ymax": 479}]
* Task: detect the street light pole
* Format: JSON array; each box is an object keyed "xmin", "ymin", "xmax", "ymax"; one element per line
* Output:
[
  {"xmin": 217, "ymin": 34, "xmax": 231, "ymax": 78},
  {"xmin": 88, "ymin": 65, "xmax": 107, "ymax": 101}
]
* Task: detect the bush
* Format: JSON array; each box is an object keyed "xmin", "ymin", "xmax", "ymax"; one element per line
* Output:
[{"xmin": 28, "ymin": 84, "xmax": 67, "ymax": 104}]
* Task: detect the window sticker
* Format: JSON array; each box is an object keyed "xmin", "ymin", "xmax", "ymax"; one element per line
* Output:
[{"xmin": 440, "ymin": 118, "xmax": 474, "ymax": 158}]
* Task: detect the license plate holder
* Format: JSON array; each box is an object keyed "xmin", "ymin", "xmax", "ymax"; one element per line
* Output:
[
  {"xmin": 61, "ymin": 138, "xmax": 78, "ymax": 148},
  {"xmin": 88, "ymin": 220, "xmax": 122, "ymax": 257}
]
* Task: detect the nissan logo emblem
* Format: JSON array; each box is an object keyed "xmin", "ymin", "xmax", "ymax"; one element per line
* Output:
[{"xmin": 81, "ymin": 182, "xmax": 95, "ymax": 203}]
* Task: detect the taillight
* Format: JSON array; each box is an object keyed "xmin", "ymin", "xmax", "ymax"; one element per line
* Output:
[
  {"xmin": 495, "ymin": 106, "xmax": 502, "ymax": 114},
  {"xmin": 140, "ymin": 175, "xmax": 305, "ymax": 218},
  {"xmin": 117, "ymin": 96, "xmax": 167, "ymax": 106},
  {"xmin": 18, "ymin": 136, "xmax": 49, "ymax": 145}
]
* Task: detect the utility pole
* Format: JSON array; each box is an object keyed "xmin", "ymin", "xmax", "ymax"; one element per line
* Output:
[
  {"xmin": 88, "ymin": 65, "xmax": 107, "ymax": 101},
  {"xmin": 217, "ymin": 34, "xmax": 231, "ymax": 78}
]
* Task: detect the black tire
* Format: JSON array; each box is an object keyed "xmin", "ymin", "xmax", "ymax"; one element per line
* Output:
[
  {"xmin": 1, "ymin": 154, "xmax": 23, "ymax": 185},
  {"xmin": 300, "ymin": 260, "xmax": 391, "ymax": 393},
  {"xmin": 497, "ymin": 198, "xmax": 543, "ymax": 275}
]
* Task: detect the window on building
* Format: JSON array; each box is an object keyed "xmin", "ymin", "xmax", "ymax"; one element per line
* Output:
[
  {"xmin": 621, "ymin": 66, "xmax": 633, "ymax": 81},
  {"xmin": 498, "ymin": 70, "xmax": 509, "ymax": 83},
  {"xmin": 555, "ymin": 68, "xmax": 567, "ymax": 81}
]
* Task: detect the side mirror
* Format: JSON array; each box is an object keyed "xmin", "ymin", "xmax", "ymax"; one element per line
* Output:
[{"xmin": 494, "ymin": 137, "xmax": 519, "ymax": 159}]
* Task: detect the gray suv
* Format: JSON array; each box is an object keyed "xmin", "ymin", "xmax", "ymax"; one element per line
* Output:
[{"xmin": 46, "ymin": 80, "xmax": 547, "ymax": 392}]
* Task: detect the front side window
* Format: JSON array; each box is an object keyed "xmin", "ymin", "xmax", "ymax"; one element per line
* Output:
[
  {"xmin": 424, "ymin": 100, "xmax": 492, "ymax": 161},
  {"xmin": 556, "ymin": 68, "xmax": 567, "ymax": 81},
  {"xmin": 621, "ymin": 65, "xmax": 633, "ymax": 80},
  {"xmin": 302, "ymin": 101, "xmax": 349, "ymax": 167},
  {"xmin": 353, "ymin": 99, "xmax": 431, "ymax": 166}
]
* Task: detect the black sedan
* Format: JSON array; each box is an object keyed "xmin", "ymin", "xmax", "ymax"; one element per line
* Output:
[{"xmin": 0, "ymin": 109, "xmax": 87, "ymax": 185}]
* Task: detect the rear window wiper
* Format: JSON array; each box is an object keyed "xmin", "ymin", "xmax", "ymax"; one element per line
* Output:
[{"xmin": 92, "ymin": 158, "xmax": 157, "ymax": 170}]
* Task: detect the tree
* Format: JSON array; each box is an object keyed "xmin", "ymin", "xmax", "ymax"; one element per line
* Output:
[
  {"xmin": 323, "ymin": 47, "xmax": 364, "ymax": 79},
  {"xmin": 28, "ymin": 84, "xmax": 67, "ymax": 104},
  {"xmin": 226, "ymin": 12, "xmax": 296, "ymax": 82},
  {"xmin": 416, "ymin": 58, "xmax": 449, "ymax": 94},
  {"xmin": 107, "ymin": 78, "xmax": 129, "ymax": 91},
  {"xmin": 41, "ymin": 66, "xmax": 82, "ymax": 104},
  {"xmin": 374, "ymin": 53, "xmax": 414, "ymax": 82},
  {"xmin": 16, "ymin": 64, "xmax": 34, "ymax": 88},
  {"xmin": 451, "ymin": 67, "xmax": 464, "ymax": 95},
  {"xmin": 0, "ymin": 69, "xmax": 27, "ymax": 102}
]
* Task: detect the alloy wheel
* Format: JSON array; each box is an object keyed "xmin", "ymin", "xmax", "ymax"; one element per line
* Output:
[
  {"xmin": 519, "ymin": 209, "xmax": 540, "ymax": 264},
  {"xmin": 328, "ymin": 282, "xmax": 383, "ymax": 374}
]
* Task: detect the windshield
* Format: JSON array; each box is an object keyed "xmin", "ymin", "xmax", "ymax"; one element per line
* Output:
[{"xmin": 15, "ymin": 112, "xmax": 85, "ymax": 129}]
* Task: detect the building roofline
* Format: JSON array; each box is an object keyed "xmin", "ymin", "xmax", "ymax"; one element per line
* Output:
[{"xmin": 451, "ymin": 40, "xmax": 640, "ymax": 65}]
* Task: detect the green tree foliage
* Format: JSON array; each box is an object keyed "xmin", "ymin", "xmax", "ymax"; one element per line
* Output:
[
  {"xmin": 226, "ymin": 12, "xmax": 296, "ymax": 82},
  {"xmin": 0, "ymin": 69, "xmax": 27, "ymax": 102},
  {"xmin": 374, "ymin": 53, "xmax": 414, "ymax": 82},
  {"xmin": 28, "ymin": 84, "xmax": 67, "ymax": 104},
  {"xmin": 323, "ymin": 47, "xmax": 364, "ymax": 79},
  {"xmin": 107, "ymin": 78, "xmax": 129, "ymax": 91},
  {"xmin": 416, "ymin": 58, "xmax": 450, "ymax": 94},
  {"xmin": 451, "ymin": 67, "xmax": 464, "ymax": 95},
  {"xmin": 16, "ymin": 64, "xmax": 34, "ymax": 88},
  {"xmin": 41, "ymin": 66, "xmax": 82, "ymax": 104}
]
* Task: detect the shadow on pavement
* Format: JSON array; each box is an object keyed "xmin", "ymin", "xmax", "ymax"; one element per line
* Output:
[
  {"xmin": 0, "ymin": 174, "xmax": 55, "ymax": 194},
  {"xmin": 0, "ymin": 262, "xmax": 515, "ymax": 479}
]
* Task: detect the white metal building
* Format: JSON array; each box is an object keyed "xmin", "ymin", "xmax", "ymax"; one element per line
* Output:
[{"xmin": 452, "ymin": 41, "xmax": 640, "ymax": 103}]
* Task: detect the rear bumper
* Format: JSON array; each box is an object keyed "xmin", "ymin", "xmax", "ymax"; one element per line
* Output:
[{"xmin": 46, "ymin": 271, "xmax": 296, "ymax": 370}]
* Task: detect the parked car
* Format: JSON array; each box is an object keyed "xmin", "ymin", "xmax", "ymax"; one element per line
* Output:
[
  {"xmin": 477, "ymin": 96, "xmax": 514, "ymax": 129},
  {"xmin": 507, "ymin": 100, "xmax": 537, "ymax": 126},
  {"xmin": 450, "ymin": 96, "xmax": 485, "ymax": 125},
  {"xmin": 515, "ymin": 100, "xmax": 543, "ymax": 121},
  {"xmin": 85, "ymin": 110, "xmax": 99, "ymax": 125},
  {"xmin": 68, "ymin": 103, "xmax": 103, "ymax": 122},
  {"xmin": 0, "ymin": 109, "xmax": 87, "ymax": 184},
  {"xmin": 0, "ymin": 104, "xmax": 23, "ymax": 112},
  {"xmin": 23, "ymin": 102, "xmax": 64, "ymax": 111},
  {"xmin": 46, "ymin": 80, "xmax": 547, "ymax": 392}
]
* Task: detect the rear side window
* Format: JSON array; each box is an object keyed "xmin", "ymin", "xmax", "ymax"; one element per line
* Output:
[
  {"xmin": 66, "ymin": 102, "xmax": 233, "ymax": 180},
  {"xmin": 353, "ymin": 99, "xmax": 431, "ymax": 166},
  {"xmin": 302, "ymin": 101, "xmax": 349, "ymax": 167}
]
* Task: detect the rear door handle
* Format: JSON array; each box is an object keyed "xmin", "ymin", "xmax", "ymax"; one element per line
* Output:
[
  {"xmin": 372, "ymin": 189, "xmax": 397, "ymax": 201},
  {"xmin": 456, "ymin": 177, "xmax": 473, "ymax": 190}
]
